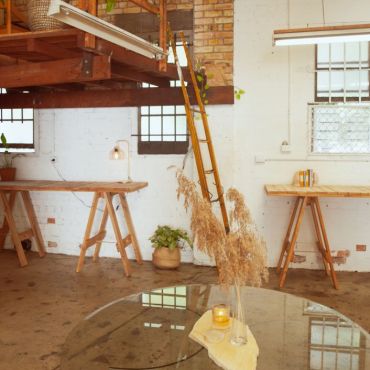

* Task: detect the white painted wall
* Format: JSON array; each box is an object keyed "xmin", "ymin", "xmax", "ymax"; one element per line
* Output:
[
  {"xmin": 4, "ymin": 0, "xmax": 370, "ymax": 271},
  {"xmin": 233, "ymin": 0, "xmax": 370, "ymax": 271}
]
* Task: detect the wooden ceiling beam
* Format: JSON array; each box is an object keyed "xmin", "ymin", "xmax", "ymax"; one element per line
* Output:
[
  {"xmin": 111, "ymin": 64, "xmax": 170, "ymax": 87},
  {"xmin": 0, "ymin": 55, "xmax": 111, "ymax": 88},
  {"xmin": 0, "ymin": 86, "xmax": 234, "ymax": 108},
  {"xmin": 129, "ymin": 0, "xmax": 159, "ymax": 14},
  {"xmin": 95, "ymin": 40, "xmax": 190, "ymax": 81},
  {"xmin": 26, "ymin": 39, "xmax": 81, "ymax": 59},
  {"xmin": 0, "ymin": 54, "xmax": 26, "ymax": 66}
]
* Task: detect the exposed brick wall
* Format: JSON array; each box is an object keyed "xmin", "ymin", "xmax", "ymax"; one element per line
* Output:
[
  {"xmin": 98, "ymin": 0, "xmax": 234, "ymax": 86},
  {"xmin": 193, "ymin": 0, "xmax": 233, "ymax": 86}
]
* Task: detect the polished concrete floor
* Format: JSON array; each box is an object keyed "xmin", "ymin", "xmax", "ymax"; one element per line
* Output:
[{"xmin": 0, "ymin": 250, "xmax": 369, "ymax": 370}]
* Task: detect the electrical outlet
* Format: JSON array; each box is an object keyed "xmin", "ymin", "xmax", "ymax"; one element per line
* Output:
[{"xmin": 280, "ymin": 142, "xmax": 291, "ymax": 153}]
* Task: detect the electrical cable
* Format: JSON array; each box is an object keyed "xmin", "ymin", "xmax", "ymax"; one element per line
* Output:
[{"xmin": 51, "ymin": 160, "xmax": 105, "ymax": 212}]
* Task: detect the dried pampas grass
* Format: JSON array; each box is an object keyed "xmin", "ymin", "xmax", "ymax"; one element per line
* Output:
[{"xmin": 177, "ymin": 172, "xmax": 268, "ymax": 288}]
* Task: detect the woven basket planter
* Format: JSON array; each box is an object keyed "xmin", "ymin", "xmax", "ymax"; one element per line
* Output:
[{"xmin": 27, "ymin": 0, "xmax": 69, "ymax": 31}]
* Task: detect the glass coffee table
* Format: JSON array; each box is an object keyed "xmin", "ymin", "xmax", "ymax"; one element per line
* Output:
[{"xmin": 61, "ymin": 285, "xmax": 370, "ymax": 370}]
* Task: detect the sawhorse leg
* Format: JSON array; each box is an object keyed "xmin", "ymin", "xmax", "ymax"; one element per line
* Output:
[
  {"xmin": 277, "ymin": 196, "xmax": 339, "ymax": 289},
  {"xmin": 0, "ymin": 191, "xmax": 16, "ymax": 249},
  {"xmin": 279, "ymin": 196, "xmax": 307, "ymax": 288},
  {"xmin": 277, "ymin": 197, "xmax": 300, "ymax": 273},
  {"xmin": 119, "ymin": 193, "xmax": 143, "ymax": 265},
  {"xmin": 21, "ymin": 191, "xmax": 46, "ymax": 258},
  {"xmin": 313, "ymin": 197, "xmax": 338, "ymax": 289},
  {"xmin": 76, "ymin": 192, "xmax": 102, "ymax": 272},
  {"xmin": 0, "ymin": 190, "xmax": 46, "ymax": 266},
  {"xmin": 0, "ymin": 191, "xmax": 27, "ymax": 266},
  {"xmin": 76, "ymin": 191, "xmax": 143, "ymax": 277}
]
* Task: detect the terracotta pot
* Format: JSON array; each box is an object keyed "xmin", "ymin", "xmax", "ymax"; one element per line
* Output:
[
  {"xmin": 152, "ymin": 247, "xmax": 181, "ymax": 269},
  {"xmin": 0, "ymin": 167, "xmax": 16, "ymax": 181}
]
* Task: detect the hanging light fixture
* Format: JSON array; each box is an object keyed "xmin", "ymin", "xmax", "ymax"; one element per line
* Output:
[
  {"xmin": 273, "ymin": 0, "xmax": 370, "ymax": 46},
  {"xmin": 273, "ymin": 23, "xmax": 370, "ymax": 46}
]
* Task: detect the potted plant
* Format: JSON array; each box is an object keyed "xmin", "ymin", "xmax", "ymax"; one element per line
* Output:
[
  {"xmin": 150, "ymin": 225, "xmax": 192, "ymax": 269},
  {"xmin": 0, "ymin": 133, "xmax": 16, "ymax": 181}
]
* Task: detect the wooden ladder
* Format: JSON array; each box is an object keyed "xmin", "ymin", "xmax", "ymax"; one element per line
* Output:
[{"xmin": 169, "ymin": 30, "xmax": 230, "ymax": 233}]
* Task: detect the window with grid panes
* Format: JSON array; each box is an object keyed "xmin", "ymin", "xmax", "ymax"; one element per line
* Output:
[
  {"xmin": 305, "ymin": 303, "xmax": 364, "ymax": 370},
  {"xmin": 0, "ymin": 88, "xmax": 34, "ymax": 152},
  {"xmin": 138, "ymin": 39, "xmax": 189, "ymax": 155},
  {"xmin": 311, "ymin": 42, "xmax": 370, "ymax": 154}
]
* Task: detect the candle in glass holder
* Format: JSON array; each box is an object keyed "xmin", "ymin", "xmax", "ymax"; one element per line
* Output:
[{"xmin": 212, "ymin": 304, "xmax": 230, "ymax": 328}]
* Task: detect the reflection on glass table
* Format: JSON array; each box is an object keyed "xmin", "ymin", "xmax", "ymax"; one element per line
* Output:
[{"xmin": 60, "ymin": 285, "xmax": 370, "ymax": 370}]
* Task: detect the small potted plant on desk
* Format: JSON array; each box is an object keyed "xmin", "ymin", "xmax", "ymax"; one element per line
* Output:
[
  {"xmin": 0, "ymin": 133, "xmax": 16, "ymax": 181},
  {"xmin": 150, "ymin": 225, "xmax": 192, "ymax": 269}
]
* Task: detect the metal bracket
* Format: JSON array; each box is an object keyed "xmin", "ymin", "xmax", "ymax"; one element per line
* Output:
[{"xmin": 82, "ymin": 52, "xmax": 93, "ymax": 77}]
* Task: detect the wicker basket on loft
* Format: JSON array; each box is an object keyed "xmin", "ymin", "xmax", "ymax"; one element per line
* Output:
[{"xmin": 27, "ymin": 0, "xmax": 69, "ymax": 31}]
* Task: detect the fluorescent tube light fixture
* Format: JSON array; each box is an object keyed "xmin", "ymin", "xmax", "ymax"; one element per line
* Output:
[
  {"xmin": 273, "ymin": 24, "xmax": 370, "ymax": 46},
  {"xmin": 48, "ymin": 0, "xmax": 167, "ymax": 60}
]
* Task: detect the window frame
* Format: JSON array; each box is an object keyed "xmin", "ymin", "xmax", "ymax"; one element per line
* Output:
[
  {"xmin": 138, "ymin": 31, "xmax": 192, "ymax": 155},
  {"xmin": 315, "ymin": 42, "xmax": 370, "ymax": 103},
  {"xmin": 307, "ymin": 102, "xmax": 370, "ymax": 156},
  {"xmin": 0, "ymin": 89, "xmax": 35, "ymax": 152}
]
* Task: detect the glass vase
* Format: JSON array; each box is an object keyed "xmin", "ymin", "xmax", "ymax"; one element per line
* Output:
[{"xmin": 230, "ymin": 284, "xmax": 248, "ymax": 346}]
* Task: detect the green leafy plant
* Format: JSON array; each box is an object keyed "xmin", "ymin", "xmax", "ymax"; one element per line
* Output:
[
  {"xmin": 234, "ymin": 88, "xmax": 245, "ymax": 100},
  {"xmin": 149, "ymin": 225, "xmax": 192, "ymax": 250},
  {"xmin": 195, "ymin": 60, "xmax": 211, "ymax": 105},
  {"xmin": 106, "ymin": 0, "xmax": 117, "ymax": 12},
  {"xmin": 1, "ymin": 133, "xmax": 13, "ymax": 168}
]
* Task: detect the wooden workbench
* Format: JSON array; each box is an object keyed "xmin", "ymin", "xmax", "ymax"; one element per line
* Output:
[
  {"xmin": 265, "ymin": 184, "xmax": 370, "ymax": 290},
  {"xmin": 0, "ymin": 180, "xmax": 148, "ymax": 276}
]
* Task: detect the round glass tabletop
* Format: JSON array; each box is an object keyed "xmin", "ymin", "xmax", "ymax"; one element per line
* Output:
[{"xmin": 61, "ymin": 285, "xmax": 370, "ymax": 370}]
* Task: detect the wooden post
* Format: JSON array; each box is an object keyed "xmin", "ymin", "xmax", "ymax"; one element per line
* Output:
[
  {"xmin": 6, "ymin": 0, "xmax": 11, "ymax": 34},
  {"xmin": 159, "ymin": 0, "xmax": 167, "ymax": 72}
]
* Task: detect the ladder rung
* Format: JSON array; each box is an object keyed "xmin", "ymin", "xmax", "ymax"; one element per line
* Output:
[
  {"xmin": 199, "ymin": 139, "xmax": 209, "ymax": 143},
  {"xmin": 190, "ymin": 108, "xmax": 205, "ymax": 114},
  {"xmin": 205, "ymin": 170, "xmax": 214, "ymax": 175}
]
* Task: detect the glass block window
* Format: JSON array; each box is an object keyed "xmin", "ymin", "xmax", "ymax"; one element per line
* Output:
[
  {"xmin": 316, "ymin": 42, "xmax": 370, "ymax": 102},
  {"xmin": 310, "ymin": 104, "xmax": 370, "ymax": 154},
  {"xmin": 0, "ymin": 88, "xmax": 34, "ymax": 152},
  {"xmin": 138, "ymin": 37, "xmax": 190, "ymax": 155}
]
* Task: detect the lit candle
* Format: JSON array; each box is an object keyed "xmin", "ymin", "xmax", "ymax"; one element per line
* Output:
[{"xmin": 212, "ymin": 304, "xmax": 230, "ymax": 328}]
